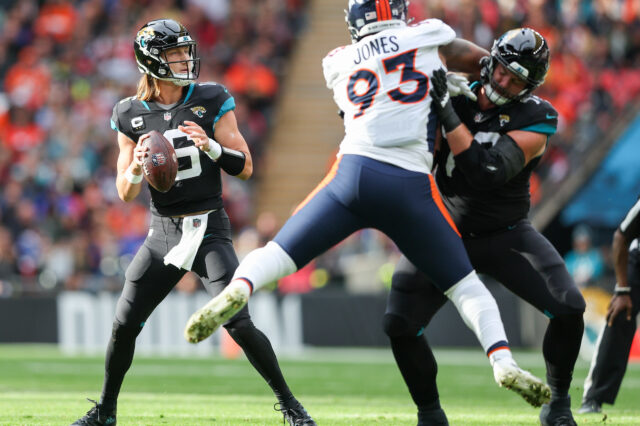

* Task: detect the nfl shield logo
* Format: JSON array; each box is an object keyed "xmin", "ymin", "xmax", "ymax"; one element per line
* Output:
[
  {"xmin": 193, "ymin": 218, "xmax": 201, "ymax": 228},
  {"xmin": 164, "ymin": 111, "xmax": 172, "ymax": 121}
]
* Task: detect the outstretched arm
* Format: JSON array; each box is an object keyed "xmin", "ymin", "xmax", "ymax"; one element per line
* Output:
[{"xmin": 439, "ymin": 38, "xmax": 489, "ymax": 79}]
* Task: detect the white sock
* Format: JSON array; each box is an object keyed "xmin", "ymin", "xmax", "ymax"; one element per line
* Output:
[
  {"xmin": 489, "ymin": 348, "xmax": 514, "ymax": 367},
  {"xmin": 230, "ymin": 241, "xmax": 297, "ymax": 293},
  {"xmin": 444, "ymin": 270, "xmax": 509, "ymax": 354}
]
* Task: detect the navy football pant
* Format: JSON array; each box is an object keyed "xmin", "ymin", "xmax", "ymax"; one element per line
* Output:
[{"xmin": 274, "ymin": 154, "xmax": 473, "ymax": 292}]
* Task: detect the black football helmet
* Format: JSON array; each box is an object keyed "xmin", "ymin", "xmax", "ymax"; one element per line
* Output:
[
  {"xmin": 345, "ymin": 0, "xmax": 408, "ymax": 43},
  {"xmin": 134, "ymin": 19, "xmax": 200, "ymax": 86},
  {"xmin": 481, "ymin": 28, "xmax": 550, "ymax": 105}
]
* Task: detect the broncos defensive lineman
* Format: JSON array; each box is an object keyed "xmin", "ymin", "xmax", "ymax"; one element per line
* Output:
[
  {"xmin": 185, "ymin": 1, "xmax": 551, "ymax": 420},
  {"xmin": 386, "ymin": 28, "xmax": 586, "ymax": 425},
  {"xmin": 71, "ymin": 19, "xmax": 314, "ymax": 426}
]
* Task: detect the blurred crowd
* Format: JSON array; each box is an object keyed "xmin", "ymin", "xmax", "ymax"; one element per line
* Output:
[
  {"xmin": 0, "ymin": 0, "xmax": 307, "ymax": 295},
  {"xmin": 1, "ymin": 0, "xmax": 636, "ymax": 296}
]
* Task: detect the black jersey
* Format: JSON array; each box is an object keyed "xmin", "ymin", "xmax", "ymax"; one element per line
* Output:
[
  {"xmin": 620, "ymin": 197, "xmax": 640, "ymax": 243},
  {"xmin": 111, "ymin": 83, "xmax": 235, "ymax": 216},
  {"xmin": 435, "ymin": 82, "xmax": 558, "ymax": 235}
]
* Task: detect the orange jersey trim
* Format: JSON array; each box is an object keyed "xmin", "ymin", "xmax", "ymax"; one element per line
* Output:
[
  {"xmin": 428, "ymin": 174, "xmax": 461, "ymax": 237},
  {"xmin": 292, "ymin": 156, "xmax": 342, "ymax": 216}
]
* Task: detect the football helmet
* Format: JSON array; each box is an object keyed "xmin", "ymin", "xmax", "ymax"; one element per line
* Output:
[
  {"xmin": 345, "ymin": 0, "xmax": 408, "ymax": 43},
  {"xmin": 481, "ymin": 28, "xmax": 550, "ymax": 105},
  {"xmin": 134, "ymin": 19, "xmax": 200, "ymax": 86}
]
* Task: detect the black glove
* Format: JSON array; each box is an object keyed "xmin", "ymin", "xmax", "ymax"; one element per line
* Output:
[{"xmin": 430, "ymin": 68, "xmax": 461, "ymax": 133}]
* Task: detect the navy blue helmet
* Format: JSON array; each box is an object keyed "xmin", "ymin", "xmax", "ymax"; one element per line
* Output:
[
  {"xmin": 481, "ymin": 28, "xmax": 550, "ymax": 105},
  {"xmin": 134, "ymin": 19, "xmax": 200, "ymax": 86},
  {"xmin": 345, "ymin": 0, "xmax": 409, "ymax": 43}
]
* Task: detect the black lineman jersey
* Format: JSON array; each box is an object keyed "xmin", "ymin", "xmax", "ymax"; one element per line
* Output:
[
  {"xmin": 435, "ymin": 81, "xmax": 559, "ymax": 235},
  {"xmin": 110, "ymin": 83, "xmax": 235, "ymax": 216}
]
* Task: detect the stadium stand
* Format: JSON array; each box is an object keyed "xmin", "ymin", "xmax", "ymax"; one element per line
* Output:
[{"xmin": 1, "ymin": 0, "xmax": 640, "ymax": 295}]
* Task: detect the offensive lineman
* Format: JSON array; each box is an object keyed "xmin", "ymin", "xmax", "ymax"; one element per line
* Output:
[
  {"xmin": 71, "ymin": 19, "xmax": 314, "ymax": 426},
  {"xmin": 386, "ymin": 28, "xmax": 586, "ymax": 425},
  {"xmin": 185, "ymin": 1, "xmax": 551, "ymax": 420}
]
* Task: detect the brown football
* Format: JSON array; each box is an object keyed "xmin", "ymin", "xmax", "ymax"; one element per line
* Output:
[{"xmin": 141, "ymin": 130, "xmax": 178, "ymax": 193}]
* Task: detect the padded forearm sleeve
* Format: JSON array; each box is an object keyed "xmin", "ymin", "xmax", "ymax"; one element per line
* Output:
[
  {"xmin": 453, "ymin": 134, "xmax": 525, "ymax": 189},
  {"xmin": 218, "ymin": 146, "xmax": 246, "ymax": 176}
]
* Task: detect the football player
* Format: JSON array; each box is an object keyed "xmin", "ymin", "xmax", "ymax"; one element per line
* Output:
[
  {"xmin": 71, "ymin": 19, "xmax": 314, "ymax": 426},
  {"xmin": 386, "ymin": 28, "xmax": 586, "ymax": 425},
  {"xmin": 579, "ymin": 197, "xmax": 640, "ymax": 414},
  {"xmin": 185, "ymin": 1, "xmax": 551, "ymax": 420}
]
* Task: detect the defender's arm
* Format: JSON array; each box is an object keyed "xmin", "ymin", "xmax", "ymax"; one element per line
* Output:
[{"xmin": 439, "ymin": 38, "xmax": 489, "ymax": 79}]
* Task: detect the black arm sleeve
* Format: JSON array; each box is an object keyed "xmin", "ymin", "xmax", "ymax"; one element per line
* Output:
[
  {"xmin": 218, "ymin": 146, "xmax": 246, "ymax": 176},
  {"xmin": 453, "ymin": 134, "xmax": 525, "ymax": 190}
]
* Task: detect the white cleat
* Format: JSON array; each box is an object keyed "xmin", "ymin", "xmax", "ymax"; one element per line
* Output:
[
  {"xmin": 493, "ymin": 358, "xmax": 551, "ymax": 407},
  {"xmin": 184, "ymin": 286, "xmax": 248, "ymax": 343}
]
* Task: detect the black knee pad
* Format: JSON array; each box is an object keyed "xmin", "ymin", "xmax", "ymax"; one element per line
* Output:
[
  {"xmin": 111, "ymin": 322, "xmax": 144, "ymax": 342},
  {"xmin": 383, "ymin": 313, "xmax": 421, "ymax": 338}
]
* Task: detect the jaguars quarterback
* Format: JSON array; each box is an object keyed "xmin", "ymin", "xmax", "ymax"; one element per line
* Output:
[
  {"xmin": 386, "ymin": 28, "xmax": 586, "ymax": 425},
  {"xmin": 185, "ymin": 0, "xmax": 551, "ymax": 419},
  {"xmin": 71, "ymin": 19, "xmax": 315, "ymax": 426}
]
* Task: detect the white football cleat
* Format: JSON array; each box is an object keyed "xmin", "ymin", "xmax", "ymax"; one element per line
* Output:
[
  {"xmin": 184, "ymin": 285, "xmax": 248, "ymax": 343},
  {"xmin": 493, "ymin": 358, "xmax": 551, "ymax": 407}
]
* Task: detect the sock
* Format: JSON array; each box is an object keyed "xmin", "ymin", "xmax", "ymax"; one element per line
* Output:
[
  {"xmin": 390, "ymin": 335, "xmax": 441, "ymax": 408},
  {"xmin": 100, "ymin": 324, "xmax": 142, "ymax": 411},
  {"xmin": 226, "ymin": 320, "xmax": 295, "ymax": 406},
  {"xmin": 444, "ymin": 271, "xmax": 508, "ymax": 353},
  {"xmin": 231, "ymin": 241, "xmax": 297, "ymax": 293}
]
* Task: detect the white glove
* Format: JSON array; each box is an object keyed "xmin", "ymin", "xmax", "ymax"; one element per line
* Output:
[{"xmin": 446, "ymin": 73, "xmax": 477, "ymax": 101}]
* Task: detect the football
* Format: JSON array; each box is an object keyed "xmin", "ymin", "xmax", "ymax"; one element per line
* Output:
[{"xmin": 141, "ymin": 130, "xmax": 178, "ymax": 193}]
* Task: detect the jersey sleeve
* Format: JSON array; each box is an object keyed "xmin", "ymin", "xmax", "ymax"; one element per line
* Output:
[
  {"xmin": 110, "ymin": 97, "xmax": 136, "ymax": 141},
  {"xmin": 620, "ymin": 197, "xmax": 640, "ymax": 241},
  {"xmin": 199, "ymin": 83, "xmax": 236, "ymax": 128},
  {"xmin": 404, "ymin": 19, "xmax": 456, "ymax": 49},
  {"xmin": 322, "ymin": 46, "xmax": 347, "ymax": 90},
  {"xmin": 515, "ymin": 97, "xmax": 558, "ymax": 136}
]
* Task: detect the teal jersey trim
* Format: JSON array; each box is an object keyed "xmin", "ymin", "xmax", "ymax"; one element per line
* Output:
[
  {"xmin": 212, "ymin": 97, "xmax": 236, "ymax": 131},
  {"xmin": 110, "ymin": 119, "xmax": 119, "ymax": 132},
  {"xmin": 520, "ymin": 122, "xmax": 556, "ymax": 135},
  {"xmin": 469, "ymin": 81, "xmax": 481, "ymax": 90},
  {"xmin": 140, "ymin": 100, "xmax": 151, "ymax": 111},
  {"xmin": 183, "ymin": 83, "xmax": 195, "ymax": 104}
]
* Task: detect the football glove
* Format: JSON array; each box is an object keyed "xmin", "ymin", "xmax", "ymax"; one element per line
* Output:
[
  {"xmin": 430, "ymin": 68, "xmax": 462, "ymax": 133},
  {"xmin": 447, "ymin": 73, "xmax": 477, "ymax": 101}
]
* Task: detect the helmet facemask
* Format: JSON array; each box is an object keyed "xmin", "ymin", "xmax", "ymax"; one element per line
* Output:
[
  {"xmin": 134, "ymin": 20, "xmax": 201, "ymax": 86},
  {"xmin": 480, "ymin": 28, "xmax": 549, "ymax": 106}
]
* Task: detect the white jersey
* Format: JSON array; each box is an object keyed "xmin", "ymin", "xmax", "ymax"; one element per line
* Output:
[{"xmin": 322, "ymin": 19, "xmax": 455, "ymax": 174}]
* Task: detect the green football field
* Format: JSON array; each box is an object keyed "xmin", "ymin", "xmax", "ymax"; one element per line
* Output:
[{"xmin": 0, "ymin": 345, "xmax": 638, "ymax": 425}]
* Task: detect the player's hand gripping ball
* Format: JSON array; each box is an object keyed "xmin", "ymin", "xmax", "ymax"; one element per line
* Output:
[{"xmin": 141, "ymin": 131, "xmax": 178, "ymax": 192}]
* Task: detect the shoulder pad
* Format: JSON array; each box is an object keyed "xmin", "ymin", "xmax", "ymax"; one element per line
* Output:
[
  {"xmin": 196, "ymin": 82, "xmax": 227, "ymax": 100},
  {"xmin": 117, "ymin": 96, "xmax": 134, "ymax": 113}
]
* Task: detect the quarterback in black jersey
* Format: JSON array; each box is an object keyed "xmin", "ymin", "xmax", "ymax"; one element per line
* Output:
[
  {"xmin": 72, "ymin": 19, "xmax": 315, "ymax": 426},
  {"xmin": 384, "ymin": 28, "xmax": 586, "ymax": 426}
]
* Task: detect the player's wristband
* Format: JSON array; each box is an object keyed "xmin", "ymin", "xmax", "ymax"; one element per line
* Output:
[
  {"xmin": 124, "ymin": 163, "xmax": 143, "ymax": 184},
  {"xmin": 614, "ymin": 284, "xmax": 632, "ymax": 295},
  {"xmin": 205, "ymin": 138, "xmax": 223, "ymax": 161}
]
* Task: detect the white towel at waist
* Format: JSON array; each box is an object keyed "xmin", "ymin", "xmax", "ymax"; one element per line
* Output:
[{"xmin": 163, "ymin": 212, "xmax": 210, "ymax": 270}]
